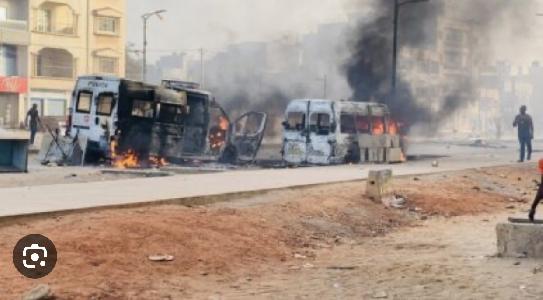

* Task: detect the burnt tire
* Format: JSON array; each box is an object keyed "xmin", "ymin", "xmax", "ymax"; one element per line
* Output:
[
  {"xmin": 219, "ymin": 145, "xmax": 238, "ymax": 164},
  {"xmin": 345, "ymin": 145, "xmax": 361, "ymax": 164}
]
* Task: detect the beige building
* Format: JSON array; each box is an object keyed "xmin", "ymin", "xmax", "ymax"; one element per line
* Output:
[{"xmin": 0, "ymin": 0, "xmax": 125, "ymax": 128}]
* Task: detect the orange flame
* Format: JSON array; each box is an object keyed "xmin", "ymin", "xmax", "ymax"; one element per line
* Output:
[
  {"xmin": 372, "ymin": 117, "xmax": 385, "ymax": 135},
  {"xmin": 113, "ymin": 149, "xmax": 139, "ymax": 169},
  {"xmin": 110, "ymin": 140, "xmax": 168, "ymax": 169},
  {"xmin": 219, "ymin": 116, "xmax": 229, "ymax": 131},
  {"xmin": 209, "ymin": 116, "xmax": 229, "ymax": 152},
  {"xmin": 387, "ymin": 120, "xmax": 399, "ymax": 135}
]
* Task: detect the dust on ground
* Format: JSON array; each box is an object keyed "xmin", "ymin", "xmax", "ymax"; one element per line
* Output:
[{"xmin": 0, "ymin": 163, "xmax": 538, "ymax": 299}]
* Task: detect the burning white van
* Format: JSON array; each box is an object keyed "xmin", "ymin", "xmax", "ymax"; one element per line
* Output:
[
  {"xmin": 281, "ymin": 99, "xmax": 404, "ymax": 165},
  {"xmin": 67, "ymin": 76, "xmax": 268, "ymax": 165}
]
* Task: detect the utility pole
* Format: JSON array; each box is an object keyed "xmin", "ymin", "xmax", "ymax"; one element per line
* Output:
[
  {"xmin": 317, "ymin": 75, "xmax": 328, "ymax": 99},
  {"xmin": 199, "ymin": 48, "xmax": 205, "ymax": 88},
  {"xmin": 391, "ymin": 0, "xmax": 429, "ymax": 104},
  {"xmin": 141, "ymin": 9, "xmax": 166, "ymax": 82},
  {"xmin": 391, "ymin": 0, "xmax": 399, "ymax": 102},
  {"xmin": 323, "ymin": 74, "xmax": 327, "ymax": 99},
  {"xmin": 86, "ymin": 0, "xmax": 90, "ymax": 74},
  {"xmin": 142, "ymin": 19, "xmax": 147, "ymax": 81}
]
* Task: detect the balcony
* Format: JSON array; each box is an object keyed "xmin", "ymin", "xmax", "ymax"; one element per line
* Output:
[
  {"xmin": 32, "ymin": 48, "xmax": 76, "ymax": 80},
  {"xmin": 32, "ymin": 2, "xmax": 78, "ymax": 37},
  {"xmin": 0, "ymin": 19, "xmax": 30, "ymax": 45}
]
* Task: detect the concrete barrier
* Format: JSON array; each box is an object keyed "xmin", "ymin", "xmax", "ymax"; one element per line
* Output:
[{"xmin": 497, "ymin": 222, "xmax": 543, "ymax": 258}]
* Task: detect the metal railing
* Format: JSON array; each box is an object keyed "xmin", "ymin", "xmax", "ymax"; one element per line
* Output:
[{"xmin": 32, "ymin": 10, "xmax": 78, "ymax": 36}]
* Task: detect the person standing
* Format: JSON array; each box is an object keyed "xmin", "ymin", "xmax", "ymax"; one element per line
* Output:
[
  {"xmin": 513, "ymin": 105, "xmax": 534, "ymax": 162},
  {"xmin": 25, "ymin": 104, "xmax": 41, "ymax": 145}
]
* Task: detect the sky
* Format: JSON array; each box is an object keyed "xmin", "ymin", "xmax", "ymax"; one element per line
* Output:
[{"xmin": 126, "ymin": 0, "xmax": 353, "ymax": 62}]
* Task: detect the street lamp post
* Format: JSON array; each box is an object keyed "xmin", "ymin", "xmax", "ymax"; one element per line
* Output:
[
  {"xmin": 391, "ymin": 0, "xmax": 429, "ymax": 103},
  {"xmin": 142, "ymin": 9, "xmax": 166, "ymax": 82}
]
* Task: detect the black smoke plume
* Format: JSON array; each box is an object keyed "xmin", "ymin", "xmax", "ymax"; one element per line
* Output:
[{"xmin": 344, "ymin": 0, "xmax": 535, "ymax": 133}]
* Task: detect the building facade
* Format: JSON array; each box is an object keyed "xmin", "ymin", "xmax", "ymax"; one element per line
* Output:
[{"xmin": 0, "ymin": 0, "xmax": 125, "ymax": 128}]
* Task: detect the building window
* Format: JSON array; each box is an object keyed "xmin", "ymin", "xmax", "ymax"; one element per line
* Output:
[
  {"xmin": 0, "ymin": 7, "xmax": 7, "ymax": 21},
  {"xmin": 46, "ymin": 99, "xmax": 66, "ymax": 116},
  {"xmin": 0, "ymin": 45, "xmax": 17, "ymax": 76},
  {"xmin": 34, "ymin": 48, "xmax": 74, "ymax": 78},
  {"xmin": 97, "ymin": 56, "xmax": 118, "ymax": 74},
  {"xmin": 95, "ymin": 16, "xmax": 119, "ymax": 35},
  {"xmin": 35, "ymin": 9, "xmax": 51, "ymax": 32}
]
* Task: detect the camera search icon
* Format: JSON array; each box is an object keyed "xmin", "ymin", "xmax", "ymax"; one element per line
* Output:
[{"xmin": 13, "ymin": 234, "xmax": 57, "ymax": 279}]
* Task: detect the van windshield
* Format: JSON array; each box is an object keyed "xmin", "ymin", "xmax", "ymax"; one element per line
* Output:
[{"xmin": 285, "ymin": 112, "xmax": 305, "ymax": 131}]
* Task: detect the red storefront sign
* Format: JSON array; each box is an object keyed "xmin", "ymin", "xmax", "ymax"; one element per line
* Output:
[{"xmin": 0, "ymin": 76, "xmax": 28, "ymax": 94}]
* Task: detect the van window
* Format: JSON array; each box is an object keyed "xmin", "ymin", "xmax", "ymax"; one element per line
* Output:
[
  {"xmin": 96, "ymin": 93, "xmax": 114, "ymax": 116},
  {"xmin": 341, "ymin": 113, "xmax": 356, "ymax": 134},
  {"xmin": 355, "ymin": 115, "xmax": 371, "ymax": 134},
  {"xmin": 76, "ymin": 91, "xmax": 92, "ymax": 113},
  {"xmin": 131, "ymin": 100, "xmax": 154, "ymax": 118},
  {"xmin": 310, "ymin": 113, "xmax": 331, "ymax": 135},
  {"xmin": 286, "ymin": 112, "xmax": 305, "ymax": 131},
  {"xmin": 158, "ymin": 104, "xmax": 183, "ymax": 124}
]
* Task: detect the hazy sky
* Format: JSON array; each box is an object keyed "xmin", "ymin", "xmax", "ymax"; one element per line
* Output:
[{"xmin": 127, "ymin": 0, "xmax": 352, "ymax": 62}]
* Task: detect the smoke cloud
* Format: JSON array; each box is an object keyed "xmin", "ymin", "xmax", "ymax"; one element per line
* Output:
[{"xmin": 343, "ymin": 0, "xmax": 539, "ymax": 134}]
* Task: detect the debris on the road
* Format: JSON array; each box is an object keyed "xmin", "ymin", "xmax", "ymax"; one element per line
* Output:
[
  {"xmin": 372, "ymin": 291, "xmax": 389, "ymax": 299},
  {"xmin": 382, "ymin": 194, "xmax": 407, "ymax": 209},
  {"xmin": 327, "ymin": 266, "xmax": 358, "ymax": 271},
  {"xmin": 148, "ymin": 254, "xmax": 175, "ymax": 262},
  {"xmin": 22, "ymin": 284, "xmax": 53, "ymax": 300}
]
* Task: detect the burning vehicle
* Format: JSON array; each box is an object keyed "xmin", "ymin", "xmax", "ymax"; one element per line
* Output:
[
  {"xmin": 67, "ymin": 76, "xmax": 267, "ymax": 167},
  {"xmin": 282, "ymin": 99, "xmax": 404, "ymax": 165}
]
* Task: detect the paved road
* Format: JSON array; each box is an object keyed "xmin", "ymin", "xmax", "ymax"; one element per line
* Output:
[{"xmin": 0, "ymin": 140, "xmax": 538, "ymax": 218}]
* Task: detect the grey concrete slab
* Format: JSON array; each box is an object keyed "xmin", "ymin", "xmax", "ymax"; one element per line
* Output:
[{"xmin": 497, "ymin": 222, "xmax": 543, "ymax": 258}]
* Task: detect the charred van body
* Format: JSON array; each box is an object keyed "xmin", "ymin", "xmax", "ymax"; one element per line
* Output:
[{"xmin": 68, "ymin": 76, "xmax": 267, "ymax": 165}]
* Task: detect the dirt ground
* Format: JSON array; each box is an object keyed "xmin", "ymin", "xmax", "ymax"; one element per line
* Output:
[{"xmin": 0, "ymin": 163, "xmax": 539, "ymax": 299}]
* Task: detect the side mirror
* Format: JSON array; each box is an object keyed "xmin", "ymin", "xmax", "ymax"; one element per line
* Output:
[{"xmin": 282, "ymin": 121, "xmax": 289, "ymax": 129}]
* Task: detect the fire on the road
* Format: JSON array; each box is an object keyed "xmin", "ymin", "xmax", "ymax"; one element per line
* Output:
[{"xmin": 110, "ymin": 140, "xmax": 168, "ymax": 169}]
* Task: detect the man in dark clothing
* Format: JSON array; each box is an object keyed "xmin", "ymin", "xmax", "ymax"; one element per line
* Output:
[
  {"xmin": 513, "ymin": 105, "xmax": 534, "ymax": 162},
  {"xmin": 529, "ymin": 159, "xmax": 543, "ymax": 222},
  {"xmin": 25, "ymin": 104, "xmax": 41, "ymax": 145}
]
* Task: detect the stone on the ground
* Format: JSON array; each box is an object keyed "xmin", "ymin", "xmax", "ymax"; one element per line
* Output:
[
  {"xmin": 23, "ymin": 284, "xmax": 53, "ymax": 300},
  {"xmin": 497, "ymin": 222, "xmax": 543, "ymax": 258}
]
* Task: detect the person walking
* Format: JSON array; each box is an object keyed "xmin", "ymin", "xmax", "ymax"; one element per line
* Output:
[
  {"xmin": 513, "ymin": 105, "xmax": 534, "ymax": 162},
  {"xmin": 25, "ymin": 104, "xmax": 41, "ymax": 145}
]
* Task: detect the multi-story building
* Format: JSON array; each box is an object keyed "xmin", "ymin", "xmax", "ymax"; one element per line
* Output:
[
  {"xmin": 0, "ymin": 0, "xmax": 125, "ymax": 128},
  {"xmin": 0, "ymin": 0, "xmax": 29, "ymax": 128}
]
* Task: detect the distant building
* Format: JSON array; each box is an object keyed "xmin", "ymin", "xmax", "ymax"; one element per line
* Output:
[{"xmin": 0, "ymin": 0, "xmax": 126, "ymax": 128}]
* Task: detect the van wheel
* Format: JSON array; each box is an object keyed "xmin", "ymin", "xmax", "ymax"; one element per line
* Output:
[
  {"xmin": 220, "ymin": 145, "xmax": 238, "ymax": 164},
  {"xmin": 345, "ymin": 145, "xmax": 361, "ymax": 164}
]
